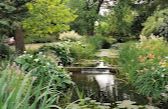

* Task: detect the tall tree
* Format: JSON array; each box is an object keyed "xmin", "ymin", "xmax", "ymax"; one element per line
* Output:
[
  {"xmin": 0, "ymin": 0, "xmax": 32, "ymax": 54},
  {"xmin": 23, "ymin": 0, "xmax": 77, "ymax": 37},
  {"xmin": 69, "ymin": 0, "xmax": 104, "ymax": 36},
  {"xmin": 105, "ymin": 0, "xmax": 136, "ymax": 38}
]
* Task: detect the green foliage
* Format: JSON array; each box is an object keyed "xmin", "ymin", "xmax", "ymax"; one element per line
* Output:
[
  {"xmin": 0, "ymin": 1, "xmax": 15, "ymax": 38},
  {"xmin": 0, "ymin": 0, "xmax": 31, "ymax": 38},
  {"xmin": 87, "ymin": 35, "xmax": 116, "ymax": 49},
  {"xmin": 86, "ymin": 35, "xmax": 104, "ymax": 50},
  {"xmin": 39, "ymin": 42, "xmax": 73, "ymax": 65},
  {"xmin": 142, "ymin": 8, "xmax": 168, "ymax": 40},
  {"xmin": 23, "ymin": 0, "xmax": 77, "ymax": 37},
  {"xmin": 135, "ymin": 66, "xmax": 168, "ymax": 99},
  {"xmin": 102, "ymin": 0, "xmax": 137, "ymax": 38},
  {"xmin": 102, "ymin": 37, "xmax": 116, "ymax": 49},
  {"xmin": 69, "ymin": 41, "xmax": 96, "ymax": 61},
  {"xmin": 15, "ymin": 53, "xmax": 73, "ymax": 90},
  {"xmin": 68, "ymin": 0, "xmax": 99, "ymax": 35},
  {"xmin": 25, "ymin": 35, "xmax": 58, "ymax": 43},
  {"xmin": 38, "ymin": 40, "xmax": 97, "ymax": 63},
  {"xmin": 66, "ymin": 97, "xmax": 110, "ymax": 109},
  {"xmin": 118, "ymin": 36, "xmax": 168, "ymax": 100},
  {"xmin": 0, "ymin": 43, "xmax": 11, "ymax": 59},
  {"xmin": 102, "ymin": 56, "xmax": 118, "ymax": 66},
  {"xmin": 0, "ymin": 66, "xmax": 60, "ymax": 109},
  {"xmin": 95, "ymin": 21, "xmax": 110, "ymax": 36}
]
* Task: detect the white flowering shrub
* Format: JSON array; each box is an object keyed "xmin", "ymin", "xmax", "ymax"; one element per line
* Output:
[{"xmin": 59, "ymin": 31, "xmax": 82, "ymax": 41}]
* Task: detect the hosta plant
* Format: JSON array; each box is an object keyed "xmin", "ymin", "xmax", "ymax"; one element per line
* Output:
[
  {"xmin": 38, "ymin": 42, "xmax": 73, "ymax": 65},
  {"xmin": 15, "ymin": 53, "xmax": 73, "ymax": 90}
]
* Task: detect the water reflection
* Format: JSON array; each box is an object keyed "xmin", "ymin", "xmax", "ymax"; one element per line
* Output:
[
  {"xmin": 95, "ymin": 74, "xmax": 114, "ymax": 92},
  {"xmin": 82, "ymin": 61, "xmax": 110, "ymax": 73},
  {"xmin": 71, "ymin": 73, "xmax": 147, "ymax": 104}
]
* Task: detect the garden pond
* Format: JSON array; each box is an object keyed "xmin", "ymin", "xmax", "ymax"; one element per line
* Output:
[{"xmin": 70, "ymin": 70, "xmax": 167, "ymax": 109}]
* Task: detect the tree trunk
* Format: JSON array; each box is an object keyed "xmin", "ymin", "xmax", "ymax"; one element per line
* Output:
[
  {"xmin": 97, "ymin": 0, "xmax": 104, "ymax": 13},
  {"xmin": 15, "ymin": 26, "xmax": 25, "ymax": 54},
  {"xmin": 87, "ymin": 0, "xmax": 104, "ymax": 36}
]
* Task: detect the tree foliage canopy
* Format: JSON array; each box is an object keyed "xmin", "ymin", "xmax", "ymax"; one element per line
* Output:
[
  {"xmin": 0, "ymin": 0, "xmax": 31, "ymax": 41},
  {"xmin": 69, "ymin": 0, "xmax": 103, "ymax": 35},
  {"xmin": 23, "ymin": 0, "xmax": 77, "ymax": 37},
  {"xmin": 100, "ymin": 0, "xmax": 137, "ymax": 38}
]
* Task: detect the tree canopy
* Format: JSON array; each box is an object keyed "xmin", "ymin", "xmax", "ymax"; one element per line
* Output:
[
  {"xmin": 0, "ymin": 0, "xmax": 32, "ymax": 53},
  {"xmin": 69, "ymin": 0, "xmax": 104, "ymax": 36},
  {"xmin": 23, "ymin": 0, "xmax": 77, "ymax": 37}
]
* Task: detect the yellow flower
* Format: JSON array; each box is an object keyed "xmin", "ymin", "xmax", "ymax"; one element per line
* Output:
[{"xmin": 159, "ymin": 60, "xmax": 167, "ymax": 67}]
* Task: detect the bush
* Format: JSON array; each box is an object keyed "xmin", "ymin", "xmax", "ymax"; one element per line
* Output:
[
  {"xmin": 59, "ymin": 31, "xmax": 82, "ymax": 41},
  {"xmin": 69, "ymin": 41, "xmax": 96, "ymax": 61},
  {"xmin": 15, "ymin": 53, "xmax": 73, "ymax": 90},
  {"xmin": 86, "ymin": 35, "xmax": 104, "ymax": 50},
  {"xmin": 142, "ymin": 8, "xmax": 168, "ymax": 40},
  {"xmin": 86, "ymin": 35, "xmax": 116, "ymax": 50},
  {"xmin": 0, "ymin": 43, "xmax": 11, "ymax": 59},
  {"xmin": 95, "ymin": 21, "xmax": 110, "ymax": 36},
  {"xmin": 25, "ymin": 35, "xmax": 58, "ymax": 43},
  {"xmin": 101, "ymin": 37, "xmax": 115, "ymax": 49},
  {"xmin": 38, "ymin": 40, "xmax": 97, "ymax": 63},
  {"xmin": 118, "ymin": 36, "xmax": 168, "ymax": 100},
  {"xmin": 38, "ymin": 42, "xmax": 73, "ymax": 65}
]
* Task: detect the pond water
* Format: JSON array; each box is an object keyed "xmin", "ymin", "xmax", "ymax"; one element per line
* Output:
[{"xmin": 71, "ymin": 72, "xmax": 148, "ymax": 107}]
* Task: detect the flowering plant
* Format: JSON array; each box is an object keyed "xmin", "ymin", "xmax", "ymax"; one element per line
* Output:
[{"xmin": 119, "ymin": 36, "xmax": 168, "ymax": 100}]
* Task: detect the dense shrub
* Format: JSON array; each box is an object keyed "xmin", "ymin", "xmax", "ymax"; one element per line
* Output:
[
  {"xmin": 142, "ymin": 8, "xmax": 168, "ymax": 40},
  {"xmin": 38, "ymin": 40, "xmax": 97, "ymax": 63},
  {"xmin": 69, "ymin": 41, "xmax": 96, "ymax": 61},
  {"xmin": 86, "ymin": 35, "xmax": 104, "ymax": 50},
  {"xmin": 101, "ymin": 37, "xmax": 115, "ymax": 49},
  {"xmin": 25, "ymin": 35, "xmax": 58, "ymax": 43},
  {"xmin": 38, "ymin": 42, "xmax": 72, "ymax": 65},
  {"xmin": 118, "ymin": 36, "xmax": 168, "ymax": 100},
  {"xmin": 0, "ymin": 43, "xmax": 11, "ymax": 58},
  {"xmin": 86, "ymin": 35, "xmax": 116, "ymax": 49},
  {"xmin": 15, "ymin": 53, "xmax": 73, "ymax": 90},
  {"xmin": 95, "ymin": 21, "xmax": 110, "ymax": 36}
]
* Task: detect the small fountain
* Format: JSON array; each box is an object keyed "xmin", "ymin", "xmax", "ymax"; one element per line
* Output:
[
  {"xmin": 96, "ymin": 60, "xmax": 108, "ymax": 68},
  {"xmin": 81, "ymin": 60, "xmax": 110, "ymax": 73}
]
